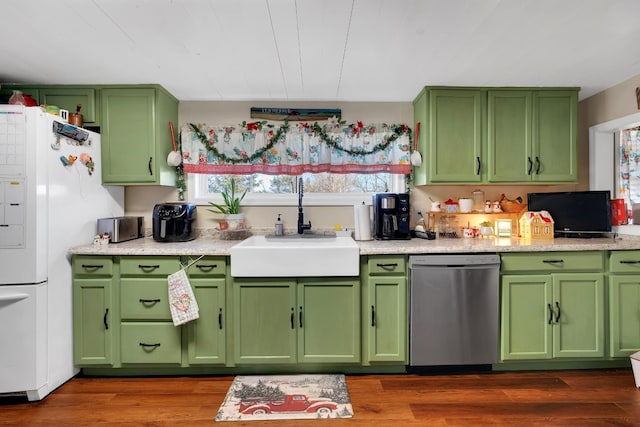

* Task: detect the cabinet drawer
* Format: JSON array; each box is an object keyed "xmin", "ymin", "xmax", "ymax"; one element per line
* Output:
[
  {"xmin": 186, "ymin": 256, "xmax": 227, "ymax": 277},
  {"xmin": 121, "ymin": 279, "xmax": 171, "ymax": 320},
  {"xmin": 609, "ymin": 251, "xmax": 640, "ymax": 273},
  {"xmin": 120, "ymin": 322, "xmax": 181, "ymax": 364},
  {"xmin": 73, "ymin": 256, "xmax": 113, "ymax": 276},
  {"xmin": 120, "ymin": 256, "xmax": 182, "ymax": 276},
  {"xmin": 367, "ymin": 256, "xmax": 406, "ymax": 275},
  {"xmin": 501, "ymin": 251, "xmax": 604, "ymax": 272}
]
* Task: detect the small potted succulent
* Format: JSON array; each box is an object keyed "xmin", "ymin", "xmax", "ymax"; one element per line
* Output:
[
  {"xmin": 479, "ymin": 220, "xmax": 493, "ymax": 237},
  {"xmin": 207, "ymin": 178, "xmax": 247, "ymax": 230}
]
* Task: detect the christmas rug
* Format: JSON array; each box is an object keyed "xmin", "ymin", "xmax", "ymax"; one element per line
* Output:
[{"xmin": 215, "ymin": 374, "xmax": 354, "ymax": 422}]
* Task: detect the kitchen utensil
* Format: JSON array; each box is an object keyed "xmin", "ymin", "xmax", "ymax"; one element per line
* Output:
[
  {"xmin": 167, "ymin": 122, "xmax": 182, "ymax": 166},
  {"xmin": 410, "ymin": 122, "xmax": 422, "ymax": 166}
]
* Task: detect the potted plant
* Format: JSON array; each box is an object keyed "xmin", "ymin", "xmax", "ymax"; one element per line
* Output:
[
  {"xmin": 207, "ymin": 178, "xmax": 247, "ymax": 230},
  {"xmin": 479, "ymin": 220, "xmax": 493, "ymax": 237}
]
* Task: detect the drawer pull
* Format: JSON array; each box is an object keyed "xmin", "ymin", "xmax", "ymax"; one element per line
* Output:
[
  {"xmin": 196, "ymin": 264, "xmax": 218, "ymax": 272},
  {"xmin": 527, "ymin": 157, "xmax": 533, "ymax": 175},
  {"xmin": 476, "ymin": 156, "xmax": 481, "ymax": 175},
  {"xmin": 139, "ymin": 298, "xmax": 161, "ymax": 304},
  {"xmin": 138, "ymin": 264, "xmax": 160, "ymax": 271},
  {"xmin": 620, "ymin": 260, "xmax": 640, "ymax": 264},
  {"xmin": 81, "ymin": 264, "xmax": 104, "ymax": 270},
  {"xmin": 554, "ymin": 301, "xmax": 561, "ymax": 323},
  {"xmin": 139, "ymin": 342, "xmax": 161, "ymax": 349},
  {"xmin": 376, "ymin": 263, "xmax": 399, "ymax": 270},
  {"xmin": 218, "ymin": 308, "xmax": 223, "ymax": 330},
  {"xmin": 148, "ymin": 157, "xmax": 153, "ymax": 175},
  {"xmin": 103, "ymin": 308, "xmax": 109, "ymax": 330},
  {"xmin": 547, "ymin": 303, "xmax": 553, "ymax": 325},
  {"xmin": 535, "ymin": 156, "xmax": 541, "ymax": 175},
  {"xmin": 542, "ymin": 259, "xmax": 564, "ymax": 264}
]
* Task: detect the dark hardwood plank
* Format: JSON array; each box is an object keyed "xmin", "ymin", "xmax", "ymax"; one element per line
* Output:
[{"xmin": 0, "ymin": 369, "xmax": 638, "ymax": 426}]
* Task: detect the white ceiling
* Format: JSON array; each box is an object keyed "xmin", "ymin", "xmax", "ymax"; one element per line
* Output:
[{"xmin": 2, "ymin": 0, "xmax": 640, "ymax": 102}]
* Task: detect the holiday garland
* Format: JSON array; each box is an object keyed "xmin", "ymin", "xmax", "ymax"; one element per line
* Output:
[{"xmin": 188, "ymin": 120, "xmax": 412, "ymax": 164}]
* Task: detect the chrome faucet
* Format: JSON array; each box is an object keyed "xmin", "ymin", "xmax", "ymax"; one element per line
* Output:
[{"xmin": 297, "ymin": 177, "xmax": 311, "ymax": 234}]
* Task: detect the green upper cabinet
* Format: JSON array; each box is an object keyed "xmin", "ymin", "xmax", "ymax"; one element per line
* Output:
[
  {"xmin": 413, "ymin": 86, "xmax": 578, "ymax": 184},
  {"xmin": 487, "ymin": 90, "xmax": 532, "ymax": 182},
  {"xmin": 1, "ymin": 85, "xmax": 99, "ymax": 126},
  {"xmin": 531, "ymin": 90, "xmax": 578, "ymax": 182},
  {"xmin": 100, "ymin": 86, "xmax": 178, "ymax": 186},
  {"xmin": 40, "ymin": 87, "xmax": 99, "ymax": 126},
  {"xmin": 413, "ymin": 88, "xmax": 483, "ymax": 184},
  {"xmin": 487, "ymin": 89, "xmax": 577, "ymax": 182}
]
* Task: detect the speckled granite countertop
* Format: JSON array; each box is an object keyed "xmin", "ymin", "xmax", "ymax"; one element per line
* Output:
[{"xmin": 69, "ymin": 233, "xmax": 640, "ymax": 256}]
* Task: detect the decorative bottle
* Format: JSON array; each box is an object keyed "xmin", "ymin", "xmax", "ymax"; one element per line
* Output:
[{"xmin": 8, "ymin": 90, "xmax": 26, "ymax": 105}]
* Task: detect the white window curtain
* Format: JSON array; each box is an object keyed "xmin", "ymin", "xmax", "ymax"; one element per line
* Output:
[{"xmin": 180, "ymin": 120, "xmax": 412, "ymax": 176}]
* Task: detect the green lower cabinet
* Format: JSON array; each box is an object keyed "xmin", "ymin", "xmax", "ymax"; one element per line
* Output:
[
  {"xmin": 233, "ymin": 278, "xmax": 360, "ymax": 365},
  {"xmin": 233, "ymin": 279, "xmax": 297, "ymax": 364},
  {"xmin": 73, "ymin": 277, "xmax": 114, "ymax": 365},
  {"xmin": 297, "ymin": 279, "xmax": 360, "ymax": 363},
  {"xmin": 609, "ymin": 275, "xmax": 640, "ymax": 357},
  {"xmin": 501, "ymin": 273, "xmax": 604, "ymax": 360},
  {"xmin": 72, "ymin": 256, "xmax": 116, "ymax": 366},
  {"xmin": 186, "ymin": 278, "xmax": 226, "ymax": 364},
  {"xmin": 363, "ymin": 276, "xmax": 407, "ymax": 363},
  {"xmin": 121, "ymin": 322, "xmax": 182, "ymax": 364}
]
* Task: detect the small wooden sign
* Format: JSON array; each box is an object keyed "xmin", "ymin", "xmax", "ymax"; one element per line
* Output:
[
  {"xmin": 636, "ymin": 87, "xmax": 640, "ymax": 110},
  {"xmin": 250, "ymin": 107, "xmax": 341, "ymax": 121}
]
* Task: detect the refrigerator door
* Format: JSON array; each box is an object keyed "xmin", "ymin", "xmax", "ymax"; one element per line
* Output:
[{"xmin": 0, "ymin": 105, "xmax": 47, "ymax": 285}]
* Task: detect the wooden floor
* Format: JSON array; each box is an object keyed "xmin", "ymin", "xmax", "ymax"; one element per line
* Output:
[{"xmin": 1, "ymin": 369, "xmax": 640, "ymax": 426}]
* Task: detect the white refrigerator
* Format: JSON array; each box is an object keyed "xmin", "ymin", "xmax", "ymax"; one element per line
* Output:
[{"xmin": 0, "ymin": 105, "xmax": 124, "ymax": 400}]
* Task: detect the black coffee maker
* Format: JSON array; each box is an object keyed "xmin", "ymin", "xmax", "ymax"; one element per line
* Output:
[{"xmin": 372, "ymin": 193, "xmax": 411, "ymax": 240}]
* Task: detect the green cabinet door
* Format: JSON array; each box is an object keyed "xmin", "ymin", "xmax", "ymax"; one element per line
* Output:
[
  {"xmin": 233, "ymin": 279, "xmax": 297, "ymax": 364},
  {"xmin": 609, "ymin": 275, "xmax": 640, "ymax": 357},
  {"xmin": 297, "ymin": 279, "xmax": 360, "ymax": 364},
  {"xmin": 532, "ymin": 90, "xmax": 578, "ymax": 182},
  {"xmin": 428, "ymin": 89, "xmax": 483, "ymax": 183},
  {"xmin": 552, "ymin": 273, "xmax": 604, "ymax": 358},
  {"xmin": 501, "ymin": 274, "xmax": 552, "ymax": 360},
  {"xmin": 73, "ymin": 277, "xmax": 114, "ymax": 365},
  {"xmin": 364, "ymin": 276, "xmax": 406, "ymax": 363},
  {"xmin": 187, "ymin": 277, "xmax": 226, "ymax": 365},
  {"xmin": 100, "ymin": 86, "xmax": 177, "ymax": 185},
  {"xmin": 487, "ymin": 90, "xmax": 532, "ymax": 182},
  {"xmin": 40, "ymin": 87, "xmax": 99, "ymax": 125},
  {"xmin": 501, "ymin": 272, "xmax": 605, "ymax": 361}
]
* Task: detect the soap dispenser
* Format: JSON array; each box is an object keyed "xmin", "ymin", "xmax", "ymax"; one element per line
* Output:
[{"xmin": 275, "ymin": 214, "xmax": 284, "ymax": 236}]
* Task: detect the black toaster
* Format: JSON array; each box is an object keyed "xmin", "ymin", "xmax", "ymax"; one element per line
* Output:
[{"xmin": 152, "ymin": 203, "xmax": 197, "ymax": 242}]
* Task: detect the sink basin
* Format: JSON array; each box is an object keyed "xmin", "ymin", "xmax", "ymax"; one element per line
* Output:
[{"xmin": 230, "ymin": 235, "xmax": 359, "ymax": 277}]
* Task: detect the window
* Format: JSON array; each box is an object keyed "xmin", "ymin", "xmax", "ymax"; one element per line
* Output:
[{"xmin": 188, "ymin": 172, "xmax": 406, "ymax": 206}]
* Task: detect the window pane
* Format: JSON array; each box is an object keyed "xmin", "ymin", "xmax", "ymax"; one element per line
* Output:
[
  {"xmin": 301, "ymin": 173, "xmax": 391, "ymax": 193},
  {"xmin": 203, "ymin": 173, "xmax": 391, "ymax": 195}
]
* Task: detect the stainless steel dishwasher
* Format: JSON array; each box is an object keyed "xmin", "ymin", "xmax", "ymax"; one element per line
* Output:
[{"xmin": 409, "ymin": 254, "xmax": 500, "ymax": 367}]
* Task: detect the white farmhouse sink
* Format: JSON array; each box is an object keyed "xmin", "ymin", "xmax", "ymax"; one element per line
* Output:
[{"xmin": 230, "ymin": 235, "xmax": 359, "ymax": 277}]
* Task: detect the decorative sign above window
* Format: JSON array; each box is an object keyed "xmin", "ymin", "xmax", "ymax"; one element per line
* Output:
[{"xmin": 250, "ymin": 107, "xmax": 341, "ymax": 121}]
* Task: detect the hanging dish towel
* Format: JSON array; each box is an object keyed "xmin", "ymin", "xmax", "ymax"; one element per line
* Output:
[{"xmin": 167, "ymin": 269, "xmax": 199, "ymax": 326}]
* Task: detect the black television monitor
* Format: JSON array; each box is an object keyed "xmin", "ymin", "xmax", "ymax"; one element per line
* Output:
[{"xmin": 526, "ymin": 191, "xmax": 612, "ymax": 238}]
